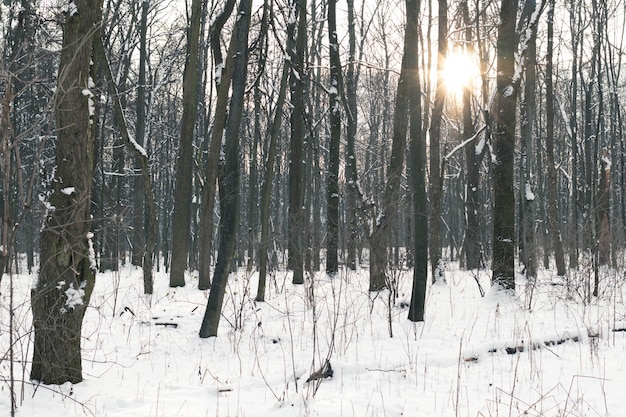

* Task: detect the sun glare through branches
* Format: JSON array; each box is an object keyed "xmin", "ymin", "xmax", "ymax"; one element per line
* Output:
[{"xmin": 441, "ymin": 48, "xmax": 480, "ymax": 98}]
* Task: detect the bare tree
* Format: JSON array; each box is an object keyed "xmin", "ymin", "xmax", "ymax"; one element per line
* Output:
[
  {"xmin": 169, "ymin": 0, "xmax": 203, "ymax": 287},
  {"xmin": 31, "ymin": 0, "xmax": 104, "ymax": 384},
  {"xmin": 326, "ymin": 0, "xmax": 341, "ymax": 276},
  {"xmin": 428, "ymin": 0, "xmax": 447, "ymax": 281},
  {"xmin": 288, "ymin": 0, "xmax": 307, "ymax": 283},
  {"xmin": 199, "ymin": 0, "xmax": 253, "ymax": 338},
  {"xmin": 407, "ymin": 0, "xmax": 428, "ymax": 322},
  {"xmin": 369, "ymin": 1, "xmax": 412, "ymax": 292},
  {"xmin": 491, "ymin": 0, "xmax": 521, "ymax": 290},
  {"xmin": 544, "ymin": 0, "xmax": 566, "ymax": 276}
]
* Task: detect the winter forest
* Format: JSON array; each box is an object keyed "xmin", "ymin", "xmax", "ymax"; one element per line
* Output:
[{"xmin": 2, "ymin": 0, "xmax": 626, "ymax": 415}]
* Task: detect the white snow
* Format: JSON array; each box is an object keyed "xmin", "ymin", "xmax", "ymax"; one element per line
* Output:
[
  {"xmin": 60, "ymin": 281, "xmax": 86, "ymax": 314},
  {"xmin": 64, "ymin": 1, "xmax": 78, "ymax": 16},
  {"xmin": 525, "ymin": 182, "xmax": 535, "ymax": 201},
  {"xmin": 2, "ymin": 261, "xmax": 626, "ymax": 417},
  {"xmin": 82, "ymin": 88, "xmax": 95, "ymax": 122},
  {"xmin": 128, "ymin": 134, "xmax": 148, "ymax": 158},
  {"xmin": 214, "ymin": 62, "xmax": 224, "ymax": 86},
  {"xmin": 87, "ymin": 232, "xmax": 97, "ymax": 272},
  {"xmin": 474, "ymin": 137, "xmax": 485, "ymax": 156},
  {"xmin": 60, "ymin": 187, "xmax": 75, "ymax": 195}
]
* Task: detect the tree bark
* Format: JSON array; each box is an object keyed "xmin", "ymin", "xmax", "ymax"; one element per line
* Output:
[
  {"xmin": 369, "ymin": 7, "xmax": 412, "ymax": 292},
  {"xmin": 93, "ymin": 35, "xmax": 157, "ymax": 294},
  {"xmin": 31, "ymin": 0, "xmax": 104, "ymax": 384},
  {"xmin": 197, "ymin": 0, "xmax": 237, "ymax": 290},
  {"xmin": 519, "ymin": 21, "xmax": 537, "ymax": 278},
  {"xmin": 326, "ymin": 0, "xmax": 341, "ymax": 276},
  {"xmin": 491, "ymin": 0, "xmax": 519, "ymax": 290},
  {"xmin": 132, "ymin": 0, "xmax": 149, "ymax": 267},
  {"xmin": 428, "ymin": 0, "xmax": 446, "ymax": 282},
  {"xmin": 406, "ymin": 0, "xmax": 427, "ymax": 322},
  {"xmin": 169, "ymin": 0, "xmax": 203, "ymax": 287},
  {"xmin": 545, "ymin": 0, "xmax": 566, "ymax": 276},
  {"xmin": 288, "ymin": 0, "xmax": 307, "ymax": 283},
  {"xmin": 199, "ymin": 0, "xmax": 252, "ymax": 337}
]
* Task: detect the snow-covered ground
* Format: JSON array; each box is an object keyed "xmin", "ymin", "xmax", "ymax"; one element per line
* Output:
[{"xmin": 1, "ymin": 261, "xmax": 625, "ymax": 416}]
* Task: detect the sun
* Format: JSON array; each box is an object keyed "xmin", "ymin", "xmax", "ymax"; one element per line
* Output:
[{"xmin": 441, "ymin": 49, "xmax": 479, "ymax": 96}]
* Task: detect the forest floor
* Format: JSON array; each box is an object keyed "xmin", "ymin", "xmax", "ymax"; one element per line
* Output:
[{"xmin": 1, "ymin": 259, "xmax": 625, "ymax": 416}]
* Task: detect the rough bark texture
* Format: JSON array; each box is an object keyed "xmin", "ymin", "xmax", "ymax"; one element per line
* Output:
[
  {"xmin": 326, "ymin": 0, "xmax": 341, "ymax": 276},
  {"xmin": 491, "ymin": 0, "xmax": 518, "ymax": 290},
  {"xmin": 170, "ymin": 0, "xmax": 203, "ymax": 287},
  {"xmin": 31, "ymin": 0, "xmax": 103, "ymax": 384}
]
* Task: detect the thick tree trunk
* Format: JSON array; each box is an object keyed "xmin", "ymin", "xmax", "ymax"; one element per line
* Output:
[
  {"xmin": 31, "ymin": 0, "xmax": 103, "ymax": 384},
  {"xmin": 170, "ymin": 0, "xmax": 203, "ymax": 287},
  {"xmin": 491, "ymin": 0, "xmax": 519, "ymax": 290}
]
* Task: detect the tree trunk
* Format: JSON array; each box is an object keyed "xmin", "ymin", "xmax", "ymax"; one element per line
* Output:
[
  {"xmin": 598, "ymin": 150, "xmax": 610, "ymax": 266},
  {"xmin": 288, "ymin": 0, "xmax": 307, "ymax": 283},
  {"xmin": 344, "ymin": 0, "xmax": 359, "ymax": 271},
  {"xmin": 256, "ymin": 66, "xmax": 290, "ymax": 301},
  {"xmin": 169, "ymin": 0, "xmax": 203, "ymax": 287},
  {"xmin": 491, "ymin": 0, "xmax": 519, "ymax": 290},
  {"xmin": 406, "ymin": 0, "xmax": 427, "ymax": 322},
  {"xmin": 199, "ymin": 0, "xmax": 252, "ymax": 337},
  {"xmin": 93, "ymin": 35, "xmax": 157, "ymax": 294},
  {"xmin": 132, "ymin": 0, "xmax": 149, "ymax": 267},
  {"xmin": 568, "ymin": 0, "xmax": 580, "ymax": 269},
  {"xmin": 326, "ymin": 0, "xmax": 341, "ymax": 276},
  {"xmin": 31, "ymin": 0, "xmax": 104, "ymax": 384},
  {"xmin": 256, "ymin": 2, "xmax": 291, "ymax": 300},
  {"xmin": 428, "ymin": 0, "xmax": 446, "ymax": 282},
  {"xmin": 460, "ymin": 0, "xmax": 482, "ymax": 271},
  {"xmin": 197, "ymin": 0, "xmax": 237, "ymax": 290},
  {"xmin": 519, "ymin": 23, "xmax": 537, "ymax": 278},
  {"xmin": 369, "ymin": 12, "xmax": 412, "ymax": 292},
  {"xmin": 545, "ymin": 0, "xmax": 566, "ymax": 277}
]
